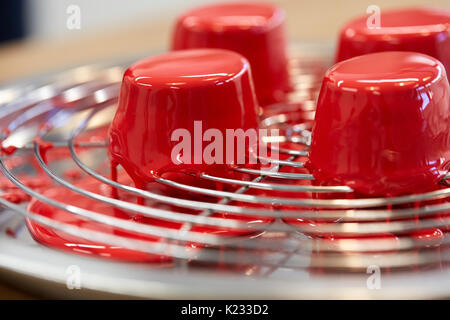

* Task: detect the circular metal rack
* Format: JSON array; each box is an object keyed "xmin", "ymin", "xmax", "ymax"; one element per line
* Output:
[{"xmin": 0, "ymin": 43, "xmax": 449, "ymax": 299}]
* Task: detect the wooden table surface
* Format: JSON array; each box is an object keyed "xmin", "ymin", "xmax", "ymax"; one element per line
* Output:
[
  {"xmin": 0, "ymin": 0, "xmax": 449, "ymax": 299},
  {"xmin": 0, "ymin": 283, "xmax": 35, "ymax": 299}
]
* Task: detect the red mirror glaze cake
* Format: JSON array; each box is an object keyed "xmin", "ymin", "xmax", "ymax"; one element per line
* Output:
[
  {"xmin": 171, "ymin": 2, "xmax": 290, "ymax": 105},
  {"xmin": 336, "ymin": 7, "xmax": 450, "ymax": 75},
  {"xmin": 308, "ymin": 51, "xmax": 450, "ymax": 196},
  {"xmin": 108, "ymin": 49, "xmax": 260, "ymax": 188}
]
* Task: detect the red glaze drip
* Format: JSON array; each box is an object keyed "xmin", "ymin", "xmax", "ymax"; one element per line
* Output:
[
  {"xmin": 336, "ymin": 7, "xmax": 450, "ymax": 75},
  {"xmin": 0, "ymin": 174, "xmax": 52, "ymax": 204},
  {"xmin": 34, "ymin": 137, "xmax": 54, "ymax": 164},
  {"xmin": 0, "ymin": 126, "xmax": 109, "ymax": 204},
  {"xmin": 26, "ymin": 172, "xmax": 272, "ymax": 262},
  {"xmin": 308, "ymin": 51, "xmax": 450, "ymax": 196},
  {"xmin": 108, "ymin": 49, "xmax": 260, "ymax": 187},
  {"xmin": 27, "ymin": 183, "xmax": 172, "ymax": 263},
  {"xmin": 0, "ymin": 145, "xmax": 18, "ymax": 156},
  {"xmin": 171, "ymin": 2, "xmax": 291, "ymax": 105},
  {"xmin": 1, "ymin": 191, "xmax": 30, "ymax": 204},
  {"xmin": 410, "ymin": 228, "xmax": 444, "ymax": 246},
  {"xmin": 323, "ymin": 233, "xmax": 400, "ymax": 252},
  {"xmin": 2, "ymin": 128, "xmax": 11, "ymax": 137},
  {"xmin": 64, "ymin": 168, "xmax": 83, "ymax": 180}
]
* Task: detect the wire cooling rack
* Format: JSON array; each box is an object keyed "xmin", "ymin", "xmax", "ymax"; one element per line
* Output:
[{"xmin": 0, "ymin": 43, "xmax": 449, "ymax": 299}]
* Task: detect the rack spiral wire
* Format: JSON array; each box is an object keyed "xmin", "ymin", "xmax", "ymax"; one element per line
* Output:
[{"xmin": 0, "ymin": 45, "xmax": 450, "ymax": 298}]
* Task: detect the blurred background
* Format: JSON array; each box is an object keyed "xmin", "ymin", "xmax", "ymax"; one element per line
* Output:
[{"xmin": 0, "ymin": 0, "xmax": 449, "ymax": 83}]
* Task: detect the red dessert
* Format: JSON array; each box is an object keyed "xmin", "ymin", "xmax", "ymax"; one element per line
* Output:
[
  {"xmin": 171, "ymin": 2, "xmax": 290, "ymax": 105},
  {"xmin": 336, "ymin": 8, "xmax": 450, "ymax": 75},
  {"xmin": 308, "ymin": 51, "xmax": 450, "ymax": 196},
  {"xmin": 109, "ymin": 49, "xmax": 260, "ymax": 187}
]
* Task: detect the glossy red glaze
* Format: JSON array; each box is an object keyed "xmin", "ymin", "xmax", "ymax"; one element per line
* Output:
[
  {"xmin": 308, "ymin": 51, "xmax": 450, "ymax": 196},
  {"xmin": 26, "ymin": 173, "xmax": 272, "ymax": 262},
  {"xmin": 27, "ymin": 178, "xmax": 173, "ymax": 262},
  {"xmin": 410, "ymin": 228, "xmax": 444, "ymax": 244},
  {"xmin": 108, "ymin": 49, "xmax": 260, "ymax": 187},
  {"xmin": 171, "ymin": 2, "xmax": 290, "ymax": 105},
  {"xmin": 336, "ymin": 8, "xmax": 450, "ymax": 75}
]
